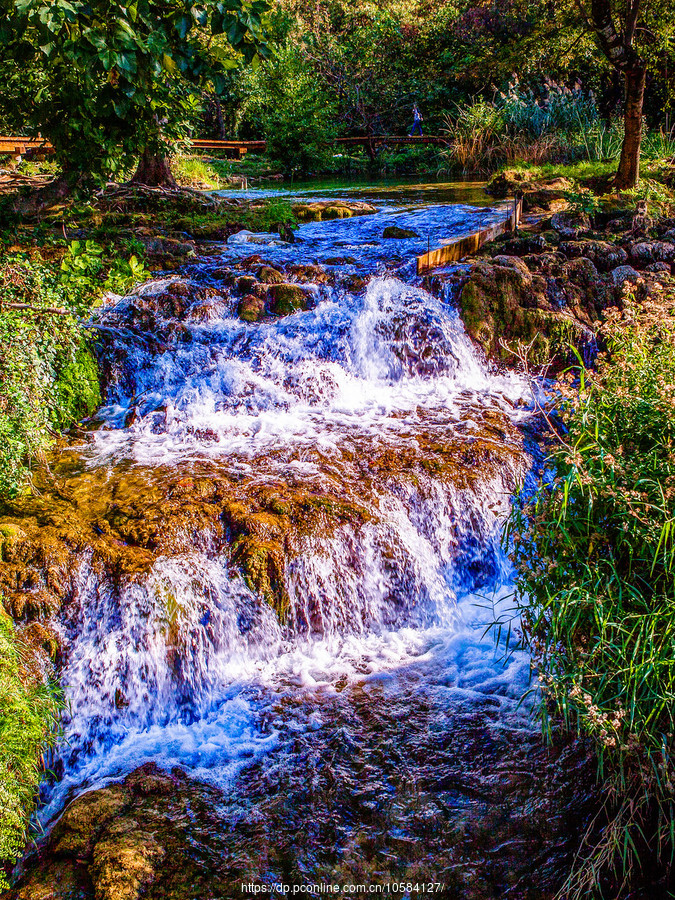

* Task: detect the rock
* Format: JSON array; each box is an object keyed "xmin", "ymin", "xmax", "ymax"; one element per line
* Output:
[
  {"xmin": 561, "ymin": 257, "xmax": 599, "ymax": 287},
  {"xmin": 235, "ymin": 275, "xmax": 258, "ymax": 294},
  {"xmin": 382, "ymin": 225, "xmax": 420, "ymax": 239},
  {"xmin": 551, "ymin": 211, "xmax": 592, "ymax": 240},
  {"xmin": 90, "ymin": 822, "xmax": 165, "ymax": 900},
  {"xmin": 492, "ymin": 255, "xmax": 532, "ymax": 283},
  {"xmin": 645, "ymin": 261, "xmax": 672, "ymax": 274},
  {"xmin": 492, "ymin": 233, "xmax": 546, "ymax": 256},
  {"xmin": 558, "ymin": 240, "xmax": 628, "ymax": 272},
  {"xmin": 51, "ymin": 785, "xmax": 131, "ymax": 858},
  {"xmin": 292, "ymin": 201, "xmax": 376, "ymax": 223},
  {"xmin": 267, "ymin": 284, "xmax": 310, "ymax": 316},
  {"xmin": 611, "ymin": 265, "xmax": 643, "ymax": 290},
  {"xmin": 256, "ymin": 265, "xmax": 284, "ymax": 284},
  {"xmin": 0, "ymin": 523, "xmax": 26, "ymax": 562},
  {"xmin": 342, "ymin": 274, "xmax": 369, "ymax": 293},
  {"xmin": 629, "ymin": 241, "xmax": 675, "ymax": 264},
  {"xmin": 238, "ymin": 294, "xmax": 266, "ymax": 323},
  {"xmin": 287, "ymin": 264, "xmax": 329, "ymax": 284},
  {"xmin": 521, "ymin": 252, "xmax": 566, "ymax": 276},
  {"xmin": 458, "ymin": 260, "xmax": 589, "ymax": 364}
]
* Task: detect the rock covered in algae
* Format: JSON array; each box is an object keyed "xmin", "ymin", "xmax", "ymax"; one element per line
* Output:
[
  {"xmin": 292, "ymin": 201, "xmax": 376, "ymax": 223},
  {"xmin": 267, "ymin": 283, "xmax": 311, "ymax": 316},
  {"xmin": 382, "ymin": 225, "xmax": 419, "ymax": 239},
  {"xmin": 237, "ymin": 294, "xmax": 266, "ymax": 323}
]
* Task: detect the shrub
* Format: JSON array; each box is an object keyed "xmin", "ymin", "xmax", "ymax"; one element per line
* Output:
[
  {"xmin": 508, "ymin": 292, "xmax": 675, "ymax": 895},
  {"xmin": 0, "ymin": 257, "xmax": 101, "ymax": 496},
  {"xmin": 0, "ymin": 608, "xmax": 62, "ymax": 889}
]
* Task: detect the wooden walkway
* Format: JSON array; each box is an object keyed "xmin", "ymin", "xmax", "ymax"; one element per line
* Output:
[{"xmin": 0, "ymin": 135, "xmax": 449, "ymax": 161}]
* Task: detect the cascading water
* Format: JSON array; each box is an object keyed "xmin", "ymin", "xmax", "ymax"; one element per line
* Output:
[{"xmin": 8, "ymin": 189, "xmax": 596, "ymax": 899}]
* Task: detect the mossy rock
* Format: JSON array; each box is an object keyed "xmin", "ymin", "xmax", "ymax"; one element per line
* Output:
[
  {"xmin": 235, "ymin": 275, "xmax": 258, "ymax": 294},
  {"xmin": 52, "ymin": 342, "xmax": 101, "ymax": 429},
  {"xmin": 267, "ymin": 284, "xmax": 310, "ymax": 317},
  {"xmin": 383, "ymin": 225, "xmax": 419, "ymax": 239},
  {"xmin": 293, "ymin": 204, "xmax": 323, "ymax": 223},
  {"xmin": 322, "ymin": 205, "xmax": 354, "ymax": 220},
  {"xmin": 256, "ymin": 265, "xmax": 284, "ymax": 284},
  {"xmin": 0, "ymin": 524, "xmax": 27, "ymax": 562},
  {"xmin": 238, "ymin": 295, "xmax": 266, "ymax": 323},
  {"xmin": 459, "ymin": 260, "xmax": 591, "ymax": 364}
]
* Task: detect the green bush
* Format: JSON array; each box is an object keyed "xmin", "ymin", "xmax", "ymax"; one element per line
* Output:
[
  {"xmin": 0, "ymin": 257, "xmax": 101, "ymax": 497},
  {"xmin": 0, "ymin": 608, "xmax": 62, "ymax": 889},
  {"xmin": 244, "ymin": 44, "xmax": 338, "ymax": 174},
  {"xmin": 509, "ymin": 293, "xmax": 675, "ymax": 895}
]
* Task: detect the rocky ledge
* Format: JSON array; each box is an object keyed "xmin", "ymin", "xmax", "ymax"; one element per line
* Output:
[{"xmin": 442, "ymin": 196, "xmax": 675, "ymax": 367}]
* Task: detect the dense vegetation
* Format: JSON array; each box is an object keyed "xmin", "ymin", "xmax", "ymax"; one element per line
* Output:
[
  {"xmin": 510, "ymin": 289, "xmax": 675, "ymax": 894},
  {"xmin": 0, "ymin": 608, "xmax": 61, "ymax": 889}
]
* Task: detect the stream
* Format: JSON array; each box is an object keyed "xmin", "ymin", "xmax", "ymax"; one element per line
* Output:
[{"xmin": 8, "ymin": 183, "xmax": 595, "ymax": 900}]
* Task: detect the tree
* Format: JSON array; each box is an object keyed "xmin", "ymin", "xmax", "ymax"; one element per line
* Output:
[
  {"xmin": 0, "ymin": 0, "xmax": 269, "ymax": 192},
  {"xmin": 451, "ymin": 0, "xmax": 674, "ymax": 188}
]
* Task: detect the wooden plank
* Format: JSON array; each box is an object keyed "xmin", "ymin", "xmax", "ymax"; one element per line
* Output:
[{"xmin": 416, "ymin": 196, "xmax": 523, "ymax": 275}]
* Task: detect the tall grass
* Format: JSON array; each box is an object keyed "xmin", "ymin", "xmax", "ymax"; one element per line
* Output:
[
  {"xmin": 508, "ymin": 293, "xmax": 675, "ymax": 896},
  {"xmin": 0, "ymin": 608, "xmax": 62, "ymax": 888},
  {"xmin": 441, "ymin": 81, "xmax": 630, "ymax": 173}
]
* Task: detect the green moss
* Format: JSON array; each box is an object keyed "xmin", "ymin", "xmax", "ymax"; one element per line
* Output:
[
  {"xmin": 267, "ymin": 284, "xmax": 309, "ymax": 316},
  {"xmin": 52, "ymin": 342, "xmax": 102, "ymax": 429},
  {"xmin": 0, "ymin": 607, "xmax": 62, "ymax": 889}
]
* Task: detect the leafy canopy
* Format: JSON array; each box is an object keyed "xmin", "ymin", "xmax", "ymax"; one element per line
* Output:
[{"xmin": 0, "ymin": 0, "xmax": 269, "ymax": 178}]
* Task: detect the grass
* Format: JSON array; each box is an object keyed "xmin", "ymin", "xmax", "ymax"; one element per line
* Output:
[
  {"xmin": 508, "ymin": 287, "xmax": 675, "ymax": 896},
  {"xmin": 0, "ymin": 607, "xmax": 62, "ymax": 888}
]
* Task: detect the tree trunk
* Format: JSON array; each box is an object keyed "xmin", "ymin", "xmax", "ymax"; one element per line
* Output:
[
  {"xmin": 131, "ymin": 149, "xmax": 177, "ymax": 187},
  {"xmin": 615, "ymin": 63, "xmax": 646, "ymax": 190}
]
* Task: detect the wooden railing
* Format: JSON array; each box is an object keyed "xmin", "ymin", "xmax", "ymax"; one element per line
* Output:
[{"xmin": 416, "ymin": 196, "xmax": 524, "ymax": 275}]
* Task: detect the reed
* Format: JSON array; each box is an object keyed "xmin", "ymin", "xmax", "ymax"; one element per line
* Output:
[{"xmin": 508, "ymin": 291, "xmax": 675, "ymax": 896}]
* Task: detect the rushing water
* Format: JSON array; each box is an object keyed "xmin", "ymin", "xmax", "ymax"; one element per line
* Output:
[{"xmin": 11, "ymin": 187, "xmax": 596, "ymax": 898}]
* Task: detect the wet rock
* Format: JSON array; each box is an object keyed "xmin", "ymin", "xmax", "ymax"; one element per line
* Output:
[
  {"xmin": 51, "ymin": 785, "xmax": 131, "ymax": 858},
  {"xmin": 485, "ymin": 171, "xmax": 572, "ymax": 213},
  {"xmin": 267, "ymin": 284, "xmax": 310, "ymax": 316},
  {"xmin": 90, "ymin": 822, "xmax": 165, "ymax": 900},
  {"xmin": 558, "ymin": 240, "xmax": 628, "ymax": 272},
  {"xmin": 0, "ymin": 523, "xmax": 26, "ymax": 562},
  {"xmin": 550, "ymin": 211, "xmax": 592, "ymax": 240},
  {"xmin": 238, "ymin": 294, "xmax": 266, "ymax": 323},
  {"xmin": 341, "ymin": 274, "xmax": 369, "ymax": 293},
  {"xmin": 235, "ymin": 275, "xmax": 258, "ymax": 294},
  {"xmin": 292, "ymin": 201, "xmax": 376, "ymax": 222},
  {"xmin": 256, "ymin": 265, "xmax": 284, "ymax": 284},
  {"xmin": 382, "ymin": 225, "xmax": 420, "ymax": 239},
  {"xmin": 287, "ymin": 264, "xmax": 329, "ymax": 284}
]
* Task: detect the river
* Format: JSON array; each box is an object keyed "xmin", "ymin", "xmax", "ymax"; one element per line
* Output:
[{"xmin": 7, "ymin": 183, "xmax": 595, "ymax": 900}]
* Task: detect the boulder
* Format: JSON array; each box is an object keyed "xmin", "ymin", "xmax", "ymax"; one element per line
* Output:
[
  {"xmin": 550, "ymin": 211, "xmax": 592, "ymax": 240},
  {"xmin": 238, "ymin": 294, "xmax": 266, "ymax": 323},
  {"xmin": 557, "ymin": 240, "xmax": 628, "ymax": 272},
  {"xmin": 235, "ymin": 275, "xmax": 258, "ymax": 294},
  {"xmin": 383, "ymin": 225, "xmax": 420, "ymax": 239},
  {"xmin": 256, "ymin": 265, "xmax": 285, "ymax": 284},
  {"xmin": 629, "ymin": 241, "xmax": 675, "ymax": 264},
  {"xmin": 611, "ymin": 265, "xmax": 643, "ymax": 290},
  {"xmin": 458, "ymin": 260, "xmax": 590, "ymax": 363},
  {"xmin": 267, "ymin": 284, "xmax": 311, "ymax": 316}
]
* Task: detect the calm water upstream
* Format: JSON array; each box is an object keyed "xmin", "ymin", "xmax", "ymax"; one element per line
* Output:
[{"xmin": 10, "ymin": 183, "xmax": 595, "ymax": 900}]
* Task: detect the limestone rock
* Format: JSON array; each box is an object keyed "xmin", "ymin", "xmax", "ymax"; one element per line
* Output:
[{"xmin": 550, "ymin": 211, "xmax": 592, "ymax": 240}]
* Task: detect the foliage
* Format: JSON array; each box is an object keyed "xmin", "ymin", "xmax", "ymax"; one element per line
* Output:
[
  {"xmin": 508, "ymin": 292, "xmax": 675, "ymax": 894},
  {"xmin": 60, "ymin": 240, "xmax": 150, "ymax": 297},
  {"xmin": 0, "ymin": 607, "xmax": 62, "ymax": 888},
  {"xmin": 0, "ymin": 0, "xmax": 269, "ymax": 183},
  {"xmin": 241, "ymin": 43, "xmax": 338, "ymax": 173},
  {"xmin": 0, "ymin": 257, "xmax": 101, "ymax": 496}
]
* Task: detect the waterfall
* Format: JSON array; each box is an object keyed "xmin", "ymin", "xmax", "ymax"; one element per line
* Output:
[{"xmin": 37, "ymin": 200, "xmax": 537, "ymax": 828}]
